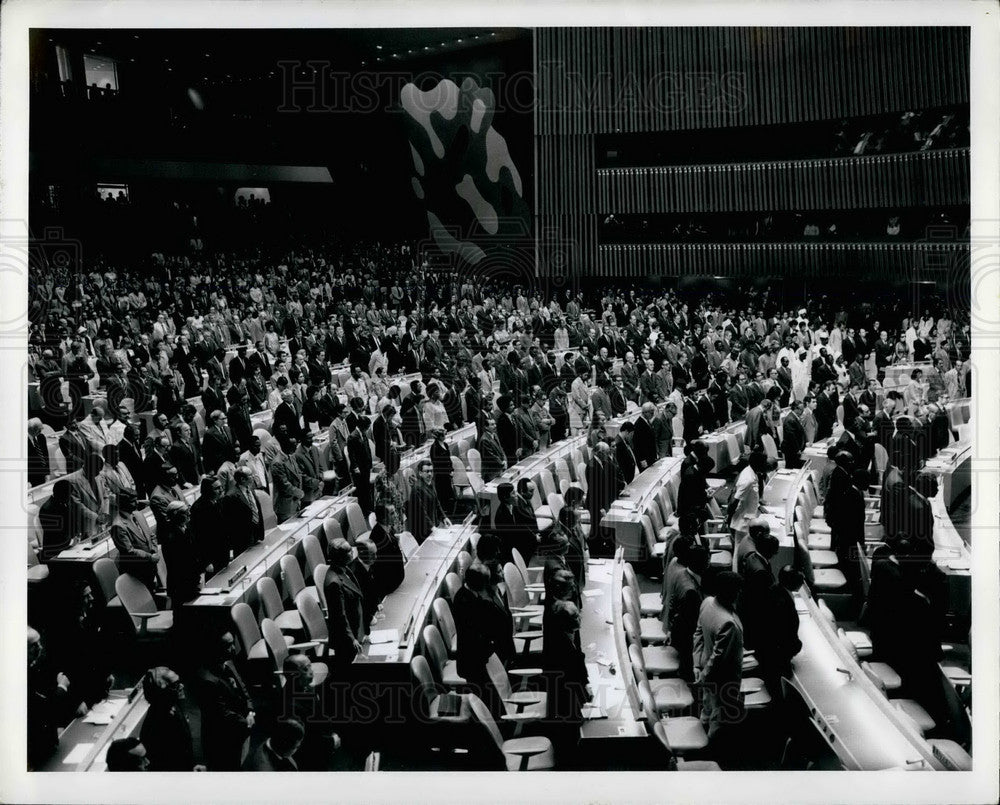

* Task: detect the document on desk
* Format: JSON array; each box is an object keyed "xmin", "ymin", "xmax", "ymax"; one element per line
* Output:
[
  {"xmin": 582, "ymin": 588, "xmax": 603, "ymax": 598},
  {"xmin": 63, "ymin": 743, "xmax": 95, "ymax": 764},
  {"xmin": 367, "ymin": 628, "xmax": 400, "ymax": 644},
  {"xmin": 82, "ymin": 698, "xmax": 126, "ymax": 724},
  {"xmin": 366, "ymin": 643, "xmax": 399, "ymax": 659}
]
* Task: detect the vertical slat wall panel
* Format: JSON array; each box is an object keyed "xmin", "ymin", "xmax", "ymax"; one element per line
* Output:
[{"xmin": 536, "ymin": 28, "xmax": 969, "ymax": 278}]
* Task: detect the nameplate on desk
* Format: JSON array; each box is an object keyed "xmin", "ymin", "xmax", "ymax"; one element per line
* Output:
[
  {"xmin": 227, "ymin": 566, "xmax": 248, "ymax": 586},
  {"xmin": 198, "ymin": 589, "xmax": 226, "ymax": 596},
  {"xmin": 581, "ymin": 705, "xmax": 608, "ymax": 720}
]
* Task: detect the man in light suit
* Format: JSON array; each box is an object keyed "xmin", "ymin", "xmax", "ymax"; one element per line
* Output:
[
  {"xmin": 294, "ymin": 430, "xmax": 324, "ymax": 505},
  {"xmin": 744, "ymin": 398, "xmax": 773, "ymax": 454},
  {"xmin": 110, "ymin": 488, "xmax": 160, "ymax": 591},
  {"xmin": 79, "ymin": 406, "xmax": 113, "ymax": 454},
  {"xmin": 65, "ymin": 452, "xmax": 109, "ymax": 540},
  {"xmin": 781, "ymin": 400, "xmax": 807, "ymax": 469},
  {"xmin": 149, "ymin": 464, "xmax": 184, "ymax": 533},
  {"xmin": 693, "ymin": 571, "xmax": 745, "ymax": 760},
  {"xmin": 270, "ymin": 435, "xmax": 305, "ymax": 523}
]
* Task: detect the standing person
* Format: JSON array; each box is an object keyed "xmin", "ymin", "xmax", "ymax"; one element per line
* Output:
[
  {"xmin": 542, "ymin": 600, "xmax": 591, "ymax": 768},
  {"xmin": 222, "ymin": 467, "xmax": 266, "ymax": 556},
  {"xmin": 728, "ymin": 451, "xmax": 769, "ymax": 544},
  {"xmin": 530, "ymin": 387, "xmax": 555, "ymax": 449},
  {"xmin": 692, "ymin": 571, "xmax": 745, "ymax": 765},
  {"xmin": 634, "ymin": 403, "xmax": 659, "ymax": 472},
  {"xmin": 493, "ymin": 481, "xmax": 539, "ymax": 565},
  {"xmin": 453, "ymin": 562, "xmax": 515, "ymax": 719},
  {"xmin": 190, "ymin": 474, "xmax": 229, "ymax": 577},
  {"xmin": 369, "ymin": 502, "xmax": 405, "ymax": 600},
  {"xmin": 614, "ymin": 421, "xmax": 638, "ymax": 484},
  {"xmin": 110, "ymin": 489, "xmax": 160, "ymax": 592},
  {"xmin": 665, "ymin": 541, "xmax": 710, "ymax": 683},
  {"xmin": 28, "ymin": 418, "xmax": 50, "ymax": 487},
  {"xmin": 323, "ymin": 539, "xmax": 367, "ymax": 674},
  {"xmin": 548, "ymin": 378, "xmax": 570, "ymax": 444},
  {"xmin": 476, "ymin": 416, "xmax": 507, "ymax": 483},
  {"xmin": 653, "ymin": 401, "xmax": 677, "ymax": 459},
  {"xmin": 347, "ymin": 416, "xmax": 374, "ymax": 514},
  {"xmin": 194, "ymin": 631, "xmax": 256, "ymax": 771},
  {"xmin": 139, "ymin": 667, "xmax": 199, "ymax": 772},
  {"xmin": 429, "ymin": 427, "xmax": 455, "ymax": 514},
  {"xmin": 781, "ymin": 399, "xmax": 807, "ymax": 469},
  {"xmin": 271, "ymin": 434, "xmax": 305, "ymax": 523},
  {"xmin": 495, "ymin": 395, "xmax": 520, "ymax": 466},
  {"xmin": 159, "ymin": 501, "xmax": 208, "ymax": 635},
  {"xmin": 405, "ymin": 459, "xmax": 451, "ymax": 544}
]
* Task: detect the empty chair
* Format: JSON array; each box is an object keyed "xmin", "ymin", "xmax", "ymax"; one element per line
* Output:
[
  {"xmin": 345, "ymin": 502, "xmax": 369, "ymax": 541},
  {"xmin": 623, "ymin": 563, "xmax": 661, "ymax": 617},
  {"xmin": 502, "ymin": 563, "xmax": 543, "ymax": 613},
  {"xmin": 451, "ymin": 455, "xmax": 472, "ymax": 498},
  {"xmin": 421, "ymin": 623, "xmax": 465, "ymax": 689},
  {"xmin": 256, "ymin": 576, "xmax": 302, "ymax": 633},
  {"xmin": 302, "ymin": 534, "xmax": 326, "ymax": 581},
  {"xmin": 574, "ymin": 463, "xmax": 589, "ymax": 497},
  {"xmin": 636, "ymin": 679, "xmax": 708, "ymax": 756},
  {"xmin": 92, "ymin": 557, "xmax": 121, "ymax": 607},
  {"xmin": 456, "ymin": 550, "xmax": 473, "ymax": 578},
  {"xmin": 261, "ymin": 618, "xmax": 328, "ymax": 687},
  {"xmin": 280, "ymin": 554, "xmax": 320, "ymax": 608},
  {"xmin": 410, "ymin": 654, "xmax": 470, "ymax": 725},
  {"xmin": 455, "ymin": 438, "xmax": 471, "ymax": 466},
  {"xmin": 467, "ymin": 448, "xmax": 482, "ymax": 476},
  {"xmin": 817, "ymin": 599, "xmax": 871, "ymax": 657},
  {"xmin": 510, "ymin": 548, "xmax": 544, "ymax": 588},
  {"xmin": 294, "ymin": 589, "xmax": 334, "ymax": 660},
  {"xmin": 466, "ymin": 694, "xmax": 555, "ymax": 771},
  {"xmin": 740, "ymin": 676, "xmax": 773, "ymax": 709},
  {"xmin": 628, "ymin": 644, "xmax": 693, "ymax": 713},
  {"xmin": 553, "ymin": 459, "xmax": 573, "ymax": 496},
  {"xmin": 652, "ymin": 722, "xmax": 722, "ymax": 771},
  {"xmin": 484, "ymin": 654, "xmax": 546, "ymax": 721},
  {"xmin": 255, "ymin": 490, "xmax": 278, "ymax": 530},
  {"xmin": 760, "ymin": 434, "xmax": 780, "ymax": 464},
  {"xmin": 322, "ymin": 517, "xmax": 345, "ymax": 551},
  {"xmin": 622, "ymin": 613, "xmax": 679, "ymax": 676},
  {"xmin": 432, "ymin": 597, "xmax": 459, "ymax": 656},
  {"xmin": 623, "ymin": 587, "xmax": 669, "ymax": 644},
  {"xmin": 399, "ymin": 531, "xmax": 419, "ymax": 559},
  {"xmin": 312, "ymin": 564, "xmax": 329, "ymax": 612},
  {"xmin": 231, "ymin": 601, "xmax": 290, "ymax": 661},
  {"xmin": 115, "ymin": 573, "xmax": 173, "ymax": 636},
  {"xmin": 443, "ymin": 572, "xmax": 463, "ymax": 603}
]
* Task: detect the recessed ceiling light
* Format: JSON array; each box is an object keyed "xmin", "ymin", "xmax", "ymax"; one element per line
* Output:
[
  {"xmin": 204, "ymin": 53, "xmax": 210, "ymax": 57},
  {"xmin": 167, "ymin": 67, "xmax": 173, "ymax": 71},
  {"xmin": 424, "ymin": 46, "xmax": 430, "ymax": 50},
  {"xmin": 392, "ymin": 53, "xmax": 398, "ymax": 58},
  {"xmin": 361, "ymin": 60, "xmax": 366, "ymax": 65},
  {"xmin": 440, "ymin": 42, "xmax": 445, "ymax": 46},
  {"xmin": 376, "ymin": 45, "xmax": 383, "ymax": 50},
  {"xmin": 376, "ymin": 57, "xmax": 382, "ymax": 62},
  {"xmin": 456, "ymin": 38, "xmax": 463, "ymax": 43},
  {"xmin": 473, "ymin": 35, "xmax": 479, "ymax": 39}
]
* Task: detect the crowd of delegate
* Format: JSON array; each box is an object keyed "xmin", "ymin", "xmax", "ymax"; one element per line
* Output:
[{"xmin": 26, "ymin": 237, "xmax": 972, "ymax": 770}]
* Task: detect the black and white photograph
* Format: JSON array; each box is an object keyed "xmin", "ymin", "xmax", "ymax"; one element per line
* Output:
[{"xmin": 1, "ymin": 2, "xmax": 997, "ymax": 803}]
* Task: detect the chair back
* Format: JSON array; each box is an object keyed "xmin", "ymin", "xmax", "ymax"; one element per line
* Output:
[
  {"xmin": 302, "ymin": 534, "xmax": 326, "ymax": 580},
  {"xmin": 623, "ymin": 562, "xmax": 639, "ymax": 591},
  {"xmin": 421, "ymin": 623, "xmax": 450, "ymax": 682},
  {"xmin": 467, "ymin": 448, "xmax": 482, "ymax": 475},
  {"xmin": 636, "ymin": 677, "xmax": 657, "ymax": 724},
  {"xmin": 725, "ymin": 434, "xmax": 742, "ymax": 465},
  {"xmin": 115, "ymin": 573, "xmax": 156, "ymax": 631},
  {"xmin": 622, "ymin": 612, "xmax": 640, "ymax": 645},
  {"xmin": 510, "ymin": 548, "xmax": 530, "ymax": 585},
  {"xmin": 873, "ymin": 442, "xmax": 889, "ymax": 474},
  {"xmin": 537, "ymin": 470, "xmax": 557, "ymax": 501},
  {"xmin": 656, "ymin": 487, "xmax": 674, "ymax": 524},
  {"xmin": 816, "ymin": 598, "xmax": 837, "ymax": 625},
  {"xmin": 255, "ymin": 490, "xmax": 278, "ymax": 530},
  {"xmin": 444, "ymin": 571, "xmax": 462, "ymax": 602},
  {"xmin": 546, "ymin": 492, "xmax": 565, "ymax": 522},
  {"xmin": 575, "ymin": 463, "xmax": 589, "ymax": 495},
  {"xmin": 280, "ymin": 554, "xmax": 306, "ymax": 600},
  {"xmin": 761, "ymin": 433, "xmax": 779, "ymax": 462},
  {"xmin": 640, "ymin": 515, "xmax": 657, "ymax": 554},
  {"xmin": 260, "ymin": 617, "xmax": 289, "ymax": 669},
  {"xmin": 410, "ymin": 655, "xmax": 440, "ymax": 717},
  {"xmin": 485, "ymin": 653, "xmax": 513, "ymax": 703},
  {"xmin": 256, "ymin": 576, "xmax": 286, "ymax": 621},
  {"xmin": 346, "ymin": 502, "xmax": 369, "ymax": 541},
  {"xmin": 836, "ymin": 405, "xmax": 845, "ymax": 427},
  {"xmin": 309, "ymin": 563, "xmax": 329, "ymax": 611},
  {"xmin": 399, "ymin": 531, "xmax": 419, "ymax": 559},
  {"xmin": 295, "ymin": 589, "xmax": 329, "ymax": 642},
  {"xmin": 451, "ymin": 455, "xmax": 470, "ymax": 487},
  {"xmin": 628, "ymin": 642, "xmax": 647, "ymax": 675},
  {"xmin": 456, "ymin": 438, "xmax": 471, "ymax": 465},
  {"xmin": 431, "ymin": 597, "xmax": 458, "ymax": 656},
  {"xmin": 93, "ymin": 557, "xmax": 120, "ymax": 603},
  {"xmin": 502, "ymin": 562, "xmax": 528, "ymax": 608},
  {"xmin": 322, "ymin": 517, "xmax": 345, "ymax": 550},
  {"xmin": 466, "ymin": 693, "xmax": 505, "ymax": 751},
  {"xmin": 231, "ymin": 602, "xmax": 263, "ymax": 656},
  {"xmin": 456, "ymin": 550, "xmax": 473, "ymax": 577},
  {"xmin": 553, "ymin": 459, "xmax": 572, "ymax": 492},
  {"xmin": 836, "ymin": 628, "xmax": 859, "ymax": 662}
]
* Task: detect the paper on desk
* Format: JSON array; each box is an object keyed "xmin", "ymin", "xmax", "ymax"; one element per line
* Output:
[
  {"xmin": 89, "ymin": 699, "xmax": 126, "ymax": 718},
  {"xmin": 582, "ymin": 588, "xmax": 603, "ymax": 598},
  {"xmin": 367, "ymin": 628, "xmax": 400, "ymax": 644},
  {"xmin": 276, "ymin": 521, "xmax": 300, "ymax": 533},
  {"xmin": 366, "ymin": 643, "xmax": 399, "ymax": 659},
  {"xmin": 63, "ymin": 743, "xmax": 95, "ymax": 764}
]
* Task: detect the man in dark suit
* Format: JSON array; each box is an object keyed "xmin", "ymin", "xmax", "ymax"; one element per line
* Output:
[
  {"xmin": 585, "ymin": 443, "xmax": 617, "ymax": 556},
  {"xmin": 202, "ymin": 410, "xmax": 235, "ymax": 474},
  {"xmin": 872, "ymin": 398, "xmax": 896, "ymax": 453},
  {"xmin": 633, "ymin": 404, "xmax": 658, "ymax": 472},
  {"xmin": 167, "ymin": 422, "xmax": 200, "ymax": 487},
  {"xmin": 707, "ymin": 372, "xmax": 729, "ymax": 427},
  {"xmin": 372, "ymin": 404, "xmax": 401, "ymax": 464},
  {"xmin": 495, "ymin": 395, "xmax": 520, "ymax": 466},
  {"xmin": 781, "ymin": 400, "xmax": 807, "ymax": 469},
  {"xmin": 117, "ymin": 424, "xmax": 146, "ymax": 499},
  {"xmin": 614, "ymin": 422, "xmax": 638, "ymax": 484},
  {"xmin": 744, "ymin": 399, "xmax": 773, "ymax": 454},
  {"xmin": 405, "ymin": 459, "xmax": 451, "ymax": 544},
  {"xmin": 476, "ymin": 416, "xmax": 507, "ymax": 483},
  {"xmin": 815, "ymin": 381, "xmax": 838, "ymax": 441},
  {"xmin": 323, "ymin": 539, "xmax": 367, "ymax": 673},
  {"xmin": 681, "ymin": 387, "xmax": 702, "ymax": 444},
  {"xmin": 227, "ymin": 389, "xmax": 254, "ymax": 453},
  {"xmin": 639, "ymin": 359, "xmax": 662, "ymax": 405},
  {"xmin": 453, "ymin": 562, "xmax": 516, "ymax": 717},
  {"xmin": 369, "ymin": 503, "xmax": 405, "ymax": 600},
  {"xmin": 664, "ymin": 541, "xmax": 710, "ymax": 683},
  {"xmin": 194, "ymin": 631, "xmax": 255, "ymax": 771},
  {"xmin": 28, "ymin": 419, "xmax": 50, "ymax": 487},
  {"xmin": 347, "ymin": 416, "xmax": 374, "ymax": 514},
  {"xmin": 271, "ymin": 435, "xmax": 305, "ymax": 523},
  {"xmin": 242, "ymin": 720, "xmax": 304, "ymax": 772},
  {"xmin": 272, "ymin": 390, "xmax": 303, "ymax": 442},
  {"xmin": 38, "ymin": 479, "xmax": 81, "ymax": 561},
  {"xmin": 493, "ymin": 481, "xmax": 538, "ymax": 564},
  {"xmin": 59, "ymin": 417, "xmax": 91, "ymax": 476},
  {"xmin": 227, "ymin": 346, "xmax": 249, "ymax": 387},
  {"xmin": 222, "ymin": 468, "xmax": 266, "ymax": 556},
  {"xmin": 842, "ymin": 381, "xmax": 863, "ymax": 428},
  {"xmin": 65, "ymin": 452, "xmax": 109, "ymax": 540},
  {"xmin": 728, "ymin": 373, "xmax": 750, "ymax": 422}
]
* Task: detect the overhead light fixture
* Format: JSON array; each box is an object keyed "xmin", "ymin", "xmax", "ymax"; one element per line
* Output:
[
  {"xmin": 361, "ymin": 60, "xmax": 367, "ymax": 65},
  {"xmin": 456, "ymin": 38, "xmax": 463, "ymax": 43},
  {"xmin": 376, "ymin": 45, "xmax": 383, "ymax": 50},
  {"xmin": 424, "ymin": 46, "xmax": 430, "ymax": 50},
  {"xmin": 376, "ymin": 57, "xmax": 382, "ymax": 62}
]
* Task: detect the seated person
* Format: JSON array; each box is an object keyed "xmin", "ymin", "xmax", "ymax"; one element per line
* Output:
[
  {"xmin": 105, "ymin": 738, "xmax": 150, "ymax": 772},
  {"xmin": 242, "ymin": 719, "xmax": 305, "ymax": 772}
]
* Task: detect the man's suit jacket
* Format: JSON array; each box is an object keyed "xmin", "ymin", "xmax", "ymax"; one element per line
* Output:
[
  {"xmin": 728, "ymin": 384, "xmax": 749, "ymax": 421},
  {"xmin": 406, "ymin": 480, "xmax": 445, "ymax": 544},
  {"xmin": 815, "ymin": 393, "xmax": 836, "ymax": 440},
  {"xmin": 202, "ymin": 427, "xmax": 234, "ymax": 474},
  {"xmin": 453, "ymin": 586, "xmax": 516, "ymax": 679},
  {"xmin": 149, "ymin": 483, "xmax": 183, "ymax": 531},
  {"xmin": 110, "ymin": 511, "xmax": 158, "ymax": 582},
  {"xmin": 59, "ymin": 429, "xmax": 91, "ymax": 475},
  {"xmin": 692, "ymin": 597, "xmax": 744, "ymax": 686},
  {"xmin": 227, "ymin": 404, "xmax": 254, "ymax": 452},
  {"xmin": 665, "ymin": 566, "xmax": 703, "ymax": 682},
  {"xmin": 477, "ymin": 432, "xmax": 507, "ymax": 482},
  {"xmin": 651, "ymin": 412, "xmax": 674, "ymax": 458},
  {"xmin": 347, "ymin": 430, "xmax": 373, "ymax": 481},
  {"xmin": 272, "ymin": 402, "xmax": 302, "ymax": 441},
  {"xmin": 270, "ymin": 451, "xmax": 305, "ymax": 521},
  {"xmin": 323, "ymin": 565, "xmax": 367, "ymax": 661},
  {"xmin": 842, "ymin": 393, "xmax": 861, "ymax": 428},
  {"xmin": 615, "ymin": 437, "xmax": 637, "ymax": 484},
  {"xmin": 117, "ymin": 437, "xmax": 146, "ymax": 498},
  {"xmin": 633, "ymin": 416, "xmax": 657, "ymax": 471},
  {"xmin": 371, "ymin": 415, "xmax": 399, "ymax": 463},
  {"xmin": 168, "ymin": 440, "xmax": 200, "ymax": 486},
  {"xmin": 28, "ymin": 433, "xmax": 50, "ymax": 487},
  {"xmin": 682, "ymin": 398, "xmax": 702, "ymax": 442},
  {"xmin": 64, "ymin": 470, "xmax": 106, "ymax": 538},
  {"xmin": 639, "ymin": 371, "xmax": 662, "ymax": 404},
  {"xmin": 294, "ymin": 445, "xmax": 323, "ymax": 503},
  {"xmin": 493, "ymin": 500, "xmax": 538, "ymax": 564},
  {"xmin": 221, "ymin": 491, "xmax": 266, "ymax": 554},
  {"xmin": 782, "ymin": 411, "xmax": 806, "ymax": 458},
  {"xmin": 194, "ymin": 662, "xmax": 253, "ymax": 771},
  {"xmin": 495, "ymin": 412, "xmax": 519, "ymax": 465},
  {"xmin": 369, "ymin": 523, "xmax": 405, "ymax": 599},
  {"xmin": 744, "ymin": 404, "xmax": 770, "ymax": 452}
]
